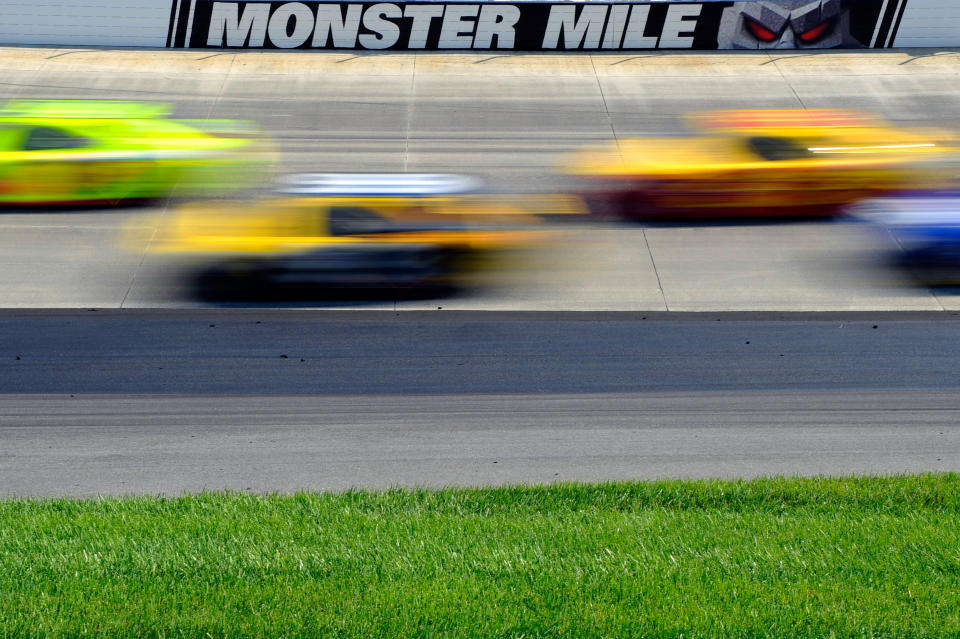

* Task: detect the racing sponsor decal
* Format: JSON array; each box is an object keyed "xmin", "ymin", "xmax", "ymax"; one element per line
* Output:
[{"xmin": 167, "ymin": 0, "xmax": 908, "ymax": 51}]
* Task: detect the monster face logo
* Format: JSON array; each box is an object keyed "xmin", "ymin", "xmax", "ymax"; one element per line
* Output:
[{"xmin": 718, "ymin": 0, "xmax": 862, "ymax": 49}]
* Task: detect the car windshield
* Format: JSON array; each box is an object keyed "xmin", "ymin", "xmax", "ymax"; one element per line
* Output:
[
  {"xmin": 327, "ymin": 205, "xmax": 470, "ymax": 236},
  {"xmin": 328, "ymin": 207, "xmax": 399, "ymax": 236},
  {"xmin": 744, "ymin": 135, "xmax": 814, "ymax": 161},
  {"xmin": 22, "ymin": 126, "xmax": 89, "ymax": 151}
]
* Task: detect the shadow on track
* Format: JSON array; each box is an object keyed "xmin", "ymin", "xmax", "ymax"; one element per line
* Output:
[{"xmin": 192, "ymin": 276, "xmax": 464, "ymax": 307}]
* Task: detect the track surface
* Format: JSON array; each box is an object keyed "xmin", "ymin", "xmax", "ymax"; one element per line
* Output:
[
  {"xmin": 4, "ymin": 310, "xmax": 960, "ymax": 395},
  {"xmin": 2, "ymin": 48, "xmax": 960, "ymax": 310},
  {"xmin": 3, "ymin": 50, "xmax": 960, "ymax": 495},
  {"xmin": 1, "ymin": 310, "xmax": 959, "ymax": 496}
]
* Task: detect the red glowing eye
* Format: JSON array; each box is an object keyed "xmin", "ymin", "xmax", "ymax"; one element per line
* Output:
[
  {"xmin": 745, "ymin": 19, "xmax": 778, "ymax": 42},
  {"xmin": 799, "ymin": 20, "xmax": 831, "ymax": 42}
]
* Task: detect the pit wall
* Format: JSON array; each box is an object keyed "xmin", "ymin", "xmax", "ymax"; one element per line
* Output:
[{"xmin": 2, "ymin": 0, "xmax": 958, "ymax": 50}]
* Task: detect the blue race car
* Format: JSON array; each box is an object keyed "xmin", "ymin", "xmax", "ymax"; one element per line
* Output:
[{"xmin": 858, "ymin": 193, "xmax": 960, "ymax": 285}]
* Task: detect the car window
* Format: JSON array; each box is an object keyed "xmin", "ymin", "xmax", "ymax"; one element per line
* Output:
[
  {"xmin": 744, "ymin": 136, "xmax": 813, "ymax": 161},
  {"xmin": 23, "ymin": 126, "xmax": 89, "ymax": 151},
  {"xmin": 328, "ymin": 207, "xmax": 395, "ymax": 236}
]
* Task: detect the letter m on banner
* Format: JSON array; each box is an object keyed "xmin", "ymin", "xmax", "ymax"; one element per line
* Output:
[
  {"xmin": 207, "ymin": 2, "xmax": 270, "ymax": 46},
  {"xmin": 542, "ymin": 5, "xmax": 607, "ymax": 49}
]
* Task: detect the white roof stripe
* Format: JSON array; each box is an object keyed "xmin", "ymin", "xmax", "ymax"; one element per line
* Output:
[{"xmin": 278, "ymin": 173, "xmax": 481, "ymax": 196}]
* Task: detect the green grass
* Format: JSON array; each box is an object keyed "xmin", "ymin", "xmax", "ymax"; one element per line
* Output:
[{"xmin": 2, "ymin": 475, "xmax": 960, "ymax": 638}]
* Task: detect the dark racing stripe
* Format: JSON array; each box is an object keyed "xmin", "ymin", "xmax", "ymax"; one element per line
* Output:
[
  {"xmin": 872, "ymin": 0, "xmax": 903, "ymax": 48},
  {"xmin": 169, "ymin": 0, "xmax": 194, "ymax": 48},
  {"xmin": 887, "ymin": 0, "xmax": 910, "ymax": 47},
  {"xmin": 166, "ymin": 0, "xmax": 180, "ymax": 48}
]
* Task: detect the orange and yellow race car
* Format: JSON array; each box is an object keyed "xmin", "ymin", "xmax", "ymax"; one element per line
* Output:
[{"xmin": 566, "ymin": 109, "xmax": 958, "ymax": 219}]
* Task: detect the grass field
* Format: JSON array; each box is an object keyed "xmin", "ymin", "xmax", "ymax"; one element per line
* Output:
[{"xmin": 1, "ymin": 475, "xmax": 959, "ymax": 638}]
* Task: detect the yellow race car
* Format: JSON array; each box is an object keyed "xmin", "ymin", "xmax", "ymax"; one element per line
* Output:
[
  {"xmin": 127, "ymin": 174, "xmax": 584, "ymax": 298},
  {"xmin": 566, "ymin": 109, "xmax": 958, "ymax": 219},
  {"xmin": 0, "ymin": 100, "xmax": 272, "ymax": 206}
]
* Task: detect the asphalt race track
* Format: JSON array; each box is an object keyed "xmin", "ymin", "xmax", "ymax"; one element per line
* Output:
[
  {"xmin": 1, "ymin": 49, "xmax": 960, "ymax": 495},
  {"xmin": 1, "ymin": 310, "xmax": 959, "ymax": 496},
  {"xmin": 5, "ymin": 310, "xmax": 960, "ymax": 395}
]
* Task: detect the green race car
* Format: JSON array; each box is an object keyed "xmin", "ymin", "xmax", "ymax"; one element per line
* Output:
[{"xmin": 0, "ymin": 100, "xmax": 272, "ymax": 205}]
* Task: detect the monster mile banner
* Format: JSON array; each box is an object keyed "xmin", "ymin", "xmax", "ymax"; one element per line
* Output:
[{"xmin": 167, "ymin": 0, "xmax": 911, "ymax": 50}]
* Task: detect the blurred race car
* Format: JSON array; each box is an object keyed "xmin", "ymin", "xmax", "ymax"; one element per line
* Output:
[
  {"xmin": 855, "ymin": 193, "xmax": 960, "ymax": 286},
  {"xmin": 567, "ymin": 109, "xmax": 957, "ymax": 219},
  {"xmin": 127, "ymin": 173, "xmax": 584, "ymax": 298},
  {"xmin": 0, "ymin": 100, "xmax": 271, "ymax": 205}
]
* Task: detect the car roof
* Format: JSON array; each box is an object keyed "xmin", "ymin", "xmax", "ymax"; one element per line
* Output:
[
  {"xmin": 688, "ymin": 109, "xmax": 886, "ymax": 134},
  {"xmin": 276, "ymin": 173, "xmax": 482, "ymax": 197},
  {"xmin": 860, "ymin": 195, "xmax": 960, "ymax": 227}
]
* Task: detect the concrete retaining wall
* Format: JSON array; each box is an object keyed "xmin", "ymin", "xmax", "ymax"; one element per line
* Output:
[{"xmin": 0, "ymin": 0, "xmax": 958, "ymax": 49}]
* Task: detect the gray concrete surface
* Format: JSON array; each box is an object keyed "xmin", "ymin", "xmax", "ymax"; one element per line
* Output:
[
  {"xmin": 2, "ymin": 390, "xmax": 959, "ymax": 497},
  {"xmin": 1, "ymin": 48, "xmax": 960, "ymax": 310},
  {"xmin": 1, "ymin": 310, "xmax": 959, "ymax": 496}
]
